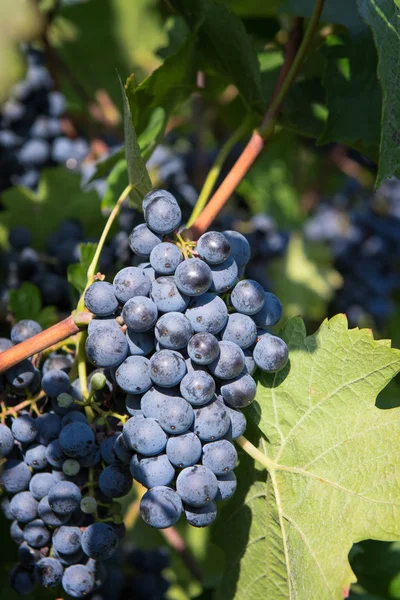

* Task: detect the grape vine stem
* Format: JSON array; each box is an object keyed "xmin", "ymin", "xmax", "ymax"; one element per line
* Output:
[{"xmin": 189, "ymin": 0, "xmax": 325, "ymax": 237}]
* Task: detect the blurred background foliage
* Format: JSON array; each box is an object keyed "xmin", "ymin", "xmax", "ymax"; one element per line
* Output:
[{"xmin": 0, "ymin": 0, "xmax": 400, "ymax": 599}]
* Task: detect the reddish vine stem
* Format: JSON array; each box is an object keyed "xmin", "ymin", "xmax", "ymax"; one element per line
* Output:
[
  {"xmin": 0, "ymin": 313, "xmax": 92, "ymax": 374},
  {"xmin": 161, "ymin": 526, "xmax": 203, "ymax": 582},
  {"xmin": 189, "ymin": 3, "xmax": 324, "ymax": 238}
]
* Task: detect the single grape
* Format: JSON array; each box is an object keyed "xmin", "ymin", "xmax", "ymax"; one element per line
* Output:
[
  {"xmin": 141, "ymin": 386, "xmax": 179, "ymax": 418},
  {"xmin": 155, "ymin": 312, "xmax": 193, "ymax": 350},
  {"xmin": 221, "ymin": 313, "xmax": 257, "ymax": 348},
  {"xmin": 140, "ymin": 486, "xmax": 182, "ymax": 528},
  {"xmin": 113, "ymin": 266, "xmax": 151, "ymax": 303},
  {"xmin": 202, "ymin": 439, "xmax": 238, "ymax": 475},
  {"xmin": 130, "ymin": 454, "xmax": 175, "ymax": 488},
  {"xmin": 6, "ymin": 359, "xmax": 36, "ymax": 389},
  {"xmin": 18, "ymin": 541, "xmax": 43, "ymax": 570},
  {"xmin": 187, "ymin": 332, "xmax": 220, "ymax": 365},
  {"xmin": 220, "ymin": 373, "xmax": 257, "ymax": 408},
  {"xmin": 215, "ymin": 471, "xmax": 237, "ymax": 501},
  {"xmin": 115, "ymin": 356, "xmax": 152, "ymax": 394},
  {"xmin": 38, "ymin": 496, "xmax": 71, "ymax": 527},
  {"xmin": 61, "ymin": 412, "xmax": 87, "ymax": 428},
  {"xmin": 45, "ymin": 439, "xmax": 65, "ymax": 469},
  {"xmin": 1, "ymin": 460, "xmax": 32, "ymax": 493},
  {"xmin": 98, "ymin": 464, "xmax": 132, "ymax": 498},
  {"xmin": 144, "ymin": 193, "xmax": 182, "ymax": 234},
  {"xmin": 196, "ymin": 231, "xmax": 231, "ymax": 264},
  {"xmin": 62, "ymin": 564, "xmax": 95, "ymax": 598},
  {"xmin": 122, "ymin": 296, "xmax": 158, "ymax": 331},
  {"xmin": 48, "ymin": 481, "xmax": 82, "ymax": 515},
  {"xmin": 185, "ymin": 502, "xmax": 217, "ymax": 527},
  {"xmin": 253, "ymin": 333, "xmax": 289, "ymax": 372},
  {"xmin": 59, "ymin": 422, "xmax": 95, "ymax": 458},
  {"xmin": 10, "ymin": 491, "xmax": 38, "ymax": 523},
  {"xmin": 151, "ymin": 276, "xmax": 189, "ymax": 313},
  {"xmin": 126, "ymin": 329, "xmax": 154, "ymax": 356},
  {"xmin": 23, "ymin": 519, "xmax": 51, "ymax": 549},
  {"xmin": 37, "ymin": 412, "xmax": 62, "ymax": 445},
  {"xmin": 166, "ymin": 432, "xmax": 202, "ymax": 468},
  {"xmin": 10, "ymin": 565, "xmax": 36, "ymax": 595},
  {"xmin": 129, "ymin": 223, "xmax": 162, "ymax": 257},
  {"xmin": 80, "ymin": 496, "xmax": 97, "ymax": 514},
  {"xmin": 84, "ymin": 281, "xmax": 119, "ymax": 316},
  {"xmin": 176, "ymin": 465, "xmax": 218, "ymax": 507},
  {"xmin": 252, "ymin": 292, "xmax": 283, "ymax": 328},
  {"xmin": 35, "ymin": 557, "xmax": 64, "ymax": 588},
  {"xmin": 10, "ymin": 520, "xmax": 25, "ymax": 544},
  {"xmin": 0, "ymin": 423, "xmax": 14, "ymax": 457},
  {"xmin": 150, "ymin": 242, "xmax": 183, "ymax": 274},
  {"xmin": 29, "ymin": 472, "xmax": 55, "ymax": 500},
  {"xmin": 100, "ymin": 433, "xmax": 119, "ymax": 465},
  {"xmin": 185, "ymin": 293, "xmax": 228, "ymax": 334},
  {"xmin": 126, "ymin": 394, "xmax": 143, "ymax": 417},
  {"xmin": 85, "ymin": 327, "xmax": 128, "ymax": 368},
  {"xmin": 223, "ymin": 231, "xmax": 251, "ymax": 268},
  {"xmin": 11, "ymin": 414, "xmax": 38, "ymax": 444},
  {"xmin": 142, "ymin": 188, "xmax": 177, "ymax": 211},
  {"xmin": 224, "ymin": 407, "xmax": 247, "ymax": 440},
  {"xmin": 114, "ymin": 433, "xmax": 132, "ymax": 464},
  {"xmin": 209, "ymin": 257, "xmax": 238, "ymax": 293},
  {"xmin": 24, "ymin": 443, "xmax": 48, "ymax": 470},
  {"xmin": 208, "ymin": 341, "xmax": 245, "ymax": 380},
  {"xmin": 10, "ymin": 319, "xmax": 42, "ymax": 344},
  {"xmin": 193, "ymin": 397, "xmax": 230, "ymax": 441},
  {"xmin": 42, "ymin": 352, "xmax": 73, "ymax": 375},
  {"xmin": 41, "ymin": 369, "xmax": 71, "ymax": 397},
  {"xmin": 156, "ymin": 396, "xmax": 194, "ymax": 435},
  {"xmin": 150, "ymin": 349, "xmax": 187, "ymax": 387},
  {"xmin": 123, "ymin": 416, "xmax": 167, "ymax": 456},
  {"xmin": 88, "ymin": 316, "xmax": 120, "ymax": 335},
  {"xmin": 243, "ymin": 349, "xmax": 256, "ymax": 375},
  {"xmin": 53, "ymin": 546, "xmax": 85, "ymax": 567},
  {"xmin": 174, "ymin": 258, "xmax": 212, "ymax": 296},
  {"xmin": 81, "ymin": 522, "xmax": 118, "ymax": 560},
  {"xmin": 79, "ymin": 444, "xmax": 100, "ymax": 468},
  {"xmin": 63, "ymin": 459, "xmax": 80, "ymax": 476},
  {"xmin": 180, "ymin": 370, "xmax": 215, "ymax": 405}
]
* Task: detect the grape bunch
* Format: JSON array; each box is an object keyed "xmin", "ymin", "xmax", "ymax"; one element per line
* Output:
[
  {"xmin": 84, "ymin": 189, "xmax": 289, "ymax": 529},
  {"xmin": 0, "ymin": 48, "xmax": 88, "ymax": 193},
  {"xmin": 0, "ymin": 321, "xmax": 134, "ymax": 598}
]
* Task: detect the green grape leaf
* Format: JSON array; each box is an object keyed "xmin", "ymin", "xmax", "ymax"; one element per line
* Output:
[
  {"xmin": 318, "ymin": 35, "xmax": 381, "ymax": 162},
  {"xmin": 0, "ymin": 168, "xmax": 106, "ymax": 251},
  {"xmin": 220, "ymin": 0, "xmax": 284, "ymax": 16},
  {"xmin": 214, "ymin": 315, "xmax": 400, "ymax": 600},
  {"xmin": 55, "ymin": 0, "xmax": 168, "ymax": 108},
  {"xmin": 67, "ymin": 242, "xmax": 97, "ymax": 294},
  {"xmin": 119, "ymin": 75, "xmax": 152, "ymax": 205},
  {"xmin": 126, "ymin": 37, "xmax": 197, "ymax": 141},
  {"xmin": 86, "ymin": 147, "xmax": 125, "ymax": 184},
  {"xmin": 357, "ymin": 0, "xmax": 400, "ymax": 185},
  {"xmin": 101, "ymin": 158, "xmax": 129, "ymax": 212},
  {"xmin": 169, "ymin": 0, "xmax": 265, "ymax": 113},
  {"xmin": 269, "ymin": 234, "xmax": 343, "ymax": 321},
  {"xmin": 8, "ymin": 283, "xmax": 57, "ymax": 329}
]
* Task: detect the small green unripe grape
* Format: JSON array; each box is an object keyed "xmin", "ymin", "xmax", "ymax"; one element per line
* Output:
[
  {"xmin": 96, "ymin": 417, "xmax": 106, "ymax": 426},
  {"xmin": 91, "ymin": 372, "xmax": 107, "ymax": 391},
  {"xmin": 109, "ymin": 501, "xmax": 122, "ymax": 516},
  {"xmin": 80, "ymin": 496, "xmax": 98, "ymax": 514},
  {"xmin": 62, "ymin": 459, "xmax": 80, "ymax": 476},
  {"xmin": 57, "ymin": 392, "xmax": 74, "ymax": 408}
]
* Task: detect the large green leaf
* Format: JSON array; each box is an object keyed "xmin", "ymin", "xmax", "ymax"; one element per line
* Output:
[
  {"xmin": 119, "ymin": 76, "xmax": 152, "ymax": 206},
  {"xmin": 169, "ymin": 0, "xmax": 265, "ymax": 113},
  {"xmin": 0, "ymin": 168, "xmax": 106, "ymax": 251},
  {"xmin": 214, "ymin": 315, "xmax": 400, "ymax": 599},
  {"xmin": 318, "ymin": 35, "xmax": 381, "ymax": 162},
  {"xmin": 357, "ymin": 0, "xmax": 400, "ymax": 184},
  {"xmin": 126, "ymin": 37, "xmax": 197, "ymax": 140},
  {"xmin": 55, "ymin": 0, "xmax": 168, "ymax": 107}
]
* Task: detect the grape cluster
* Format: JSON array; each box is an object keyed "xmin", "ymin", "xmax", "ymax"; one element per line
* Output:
[
  {"xmin": 0, "ymin": 321, "xmax": 133, "ymax": 598},
  {"xmin": 84, "ymin": 189, "xmax": 288, "ymax": 530},
  {"xmin": 0, "ymin": 48, "xmax": 88, "ymax": 193}
]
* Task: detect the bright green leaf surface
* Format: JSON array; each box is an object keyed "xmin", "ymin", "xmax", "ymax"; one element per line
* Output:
[
  {"xmin": 0, "ymin": 168, "xmax": 106, "ymax": 251},
  {"xmin": 357, "ymin": 0, "xmax": 400, "ymax": 184},
  {"xmin": 215, "ymin": 315, "xmax": 400, "ymax": 599},
  {"xmin": 67, "ymin": 243, "xmax": 98, "ymax": 294},
  {"xmin": 170, "ymin": 0, "xmax": 265, "ymax": 113}
]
